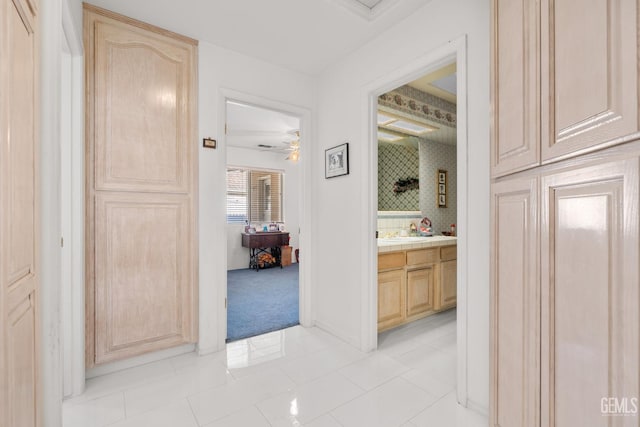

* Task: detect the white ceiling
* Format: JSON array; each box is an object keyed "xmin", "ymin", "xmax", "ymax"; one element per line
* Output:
[
  {"xmin": 84, "ymin": 0, "xmax": 431, "ymax": 75},
  {"xmin": 226, "ymin": 101, "xmax": 301, "ymax": 152}
]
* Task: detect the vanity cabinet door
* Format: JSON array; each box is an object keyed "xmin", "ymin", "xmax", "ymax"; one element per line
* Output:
[
  {"xmin": 540, "ymin": 0, "xmax": 639, "ymax": 163},
  {"xmin": 377, "ymin": 270, "xmax": 405, "ymax": 332},
  {"xmin": 490, "ymin": 177, "xmax": 539, "ymax": 427},
  {"xmin": 491, "ymin": 0, "xmax": 540, "ymax": 177},
  {"xmin": 438, "ymin": 260, "xmax": 457, "ymax": 310},
  {"xmin": 406, "ymin": 267, "xmax": 434, "ymax": 317},
  {"xmin": 540, "ymin": 159, "xmax": 639, "ymax": 427}
]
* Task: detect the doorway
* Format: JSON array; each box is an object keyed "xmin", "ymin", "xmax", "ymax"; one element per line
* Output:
[
  {"xmin": 224, "ymin": 99, "xmax": 303, "ymax": 342},
  {"xmin": 364, "ymin": 36, "xmax": 469, "ymax": 405}
]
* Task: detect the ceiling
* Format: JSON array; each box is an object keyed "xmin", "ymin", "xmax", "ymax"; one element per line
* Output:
[
  {"xmin": 84, "ymin": 0, "xmax": 431, "ymax": 75},
  {"xmin": 226, "ymin": 101, "xmax": 301, "ymax": 153},
  {"xmin": 408, "ymin": 62, "xmax": 457, "ymax": 104},
  {"xmin": 379, "ymin": 62, "xmax": 457, "ymax": 146}
]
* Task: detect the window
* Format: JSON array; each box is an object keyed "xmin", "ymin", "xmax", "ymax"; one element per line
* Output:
[{"xmin": 226, "ymin": 168, "xmax": 283, "ymax": 224}]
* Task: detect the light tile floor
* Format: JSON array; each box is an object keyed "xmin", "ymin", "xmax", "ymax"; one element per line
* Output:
[{"xmin": 63, "ymin": 309, "xmax": 487, "ymax": 427}]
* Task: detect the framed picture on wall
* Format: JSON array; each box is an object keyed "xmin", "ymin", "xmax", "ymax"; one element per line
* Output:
[
  {"xmin": 325, "ymin": 143, "xmax": 349, "ymax": 179},
  {"xmin": 437, "ymin": 169, "xmax": 447, "ymax": 208}
]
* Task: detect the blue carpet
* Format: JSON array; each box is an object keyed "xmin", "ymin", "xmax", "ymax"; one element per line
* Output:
[{"xmin": 227, "ymin": 264, "xmax": 299, "ymax": 342}]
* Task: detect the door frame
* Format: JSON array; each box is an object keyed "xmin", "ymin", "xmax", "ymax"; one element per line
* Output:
[
  {"xmin": 361, "ymin": 35, "xmax": 470, "ymax": 405},
  {"xmin": 60, "ymin": 0, "xmax": 85, "ymax": 399},
  {"xmin": 216, "ymin": 88, "xmax": 313, "ymax": 349}
]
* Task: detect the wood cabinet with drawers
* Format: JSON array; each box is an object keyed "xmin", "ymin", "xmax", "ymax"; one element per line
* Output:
[{"xmin": 377, "ymin": 245, "xmax": 457, "ymax": 332}]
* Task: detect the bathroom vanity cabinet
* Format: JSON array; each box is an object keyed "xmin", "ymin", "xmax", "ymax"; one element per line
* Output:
[{"xmin": 377, "ymin": 243, "xmax": 457, "ymax": 332}]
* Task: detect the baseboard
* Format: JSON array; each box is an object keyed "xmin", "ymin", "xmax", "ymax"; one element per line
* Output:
[
  {"xmin": 466, "ymin": 398, "xmax": 489, "ymax": 417},
  {"xmin": 86, "ymin": 344, "xmax": 195, "ymax": 379},
  {"xmin": 313, "ymin": 319, "xmax": 361, "ymax": 350}
]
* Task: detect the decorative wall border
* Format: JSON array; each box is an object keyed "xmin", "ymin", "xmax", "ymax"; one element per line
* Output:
[{"xmin": 379, "ymin": 85, "xmax": 457, "ymax": 128}]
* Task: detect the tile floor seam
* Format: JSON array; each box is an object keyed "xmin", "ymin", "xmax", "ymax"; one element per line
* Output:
[
  {"xmin": 254, "ymin": 403, "xmax": 276, "ymax": 427},
  {"xmin": 185, "ymin": 395, "xmax": 203, "ymax": 427}
]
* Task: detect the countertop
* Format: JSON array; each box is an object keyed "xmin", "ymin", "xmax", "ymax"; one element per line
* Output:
[{"xmin": 377, "ymin": 235, "xmax": 457, "ymax": 253}]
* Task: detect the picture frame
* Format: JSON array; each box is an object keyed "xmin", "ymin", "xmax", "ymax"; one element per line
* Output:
[
  {"xmin": 203, "ymin": 137, "xmax": 217, "ymax": 149},
  {"xmin": 325, "ymin": 142, "xmax": 349, "ymax": 179},
  {"xmin": 437, "ymin": 169, "xmax": 447, "ymax": 208}
]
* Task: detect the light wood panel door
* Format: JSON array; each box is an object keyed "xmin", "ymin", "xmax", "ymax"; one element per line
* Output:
[
  {"xmin": 541, "ymin": 160, "xmax": 639, "ymax": 426},
  {"xmin": 377, "ymin": 270, "xmax": 405, "ymax": 331},
  {"xmin": 438, "ymin": 260, "xmax": 457, "ymax": 310},
  {"xmin": 0, "ymin": 0, "xmax": 40, "ymax": 425},
  {"xmin": 491, "ymin": 0, "xmax": 540, "ymax": 177},
  {"xmin": 85, "ymin": 4, "xmax": 198, "ymax": 366},
  {"xmin": 540, "ymin": 0, "xmax": 640, "ymax": 162},
  {"xmin": 406, "ymin": 267, "xmax": 434, "ymax": 317},
  {"xmin": 490, "ymin": 177, "xmax": 539, "ymax": 427}
]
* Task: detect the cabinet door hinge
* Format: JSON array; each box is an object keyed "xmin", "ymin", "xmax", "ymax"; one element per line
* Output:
[{"xmin": 61, "ymin": 237, "xmax": 64, "ymax": 248}]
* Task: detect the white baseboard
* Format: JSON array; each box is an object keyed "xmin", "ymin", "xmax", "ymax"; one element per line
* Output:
[
  {"xmin": 86, "ymin": 344, "xmax": 195, "ymax": 379},
  {"xmin": 466, "ymin": 398, "xmax": 489, "ymax": 417},
  {"xmin": 313, "ymin": 319, "xmax": 361, "ymax": 350}
]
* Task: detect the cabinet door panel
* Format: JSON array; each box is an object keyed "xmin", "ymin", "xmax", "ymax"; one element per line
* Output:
[
  {"xmin": 491, "ymin": 177, "xmax": 538, "ymax": 427},
  {"xmin": 407, "ymin": 267, "xmax": 434, "ymax": 317},
  {"xmin": 85, "ymin": 5, "xmax": 198, "ymax": 367},
  {"xmin": 541, "ymin": 160, "xmax": 639, "ymax": 426},
  {"xmin": 439, "ymin": 260, "xmax": 457, "ymax": 309},
  {"xmin": 94, "ymin": 192, "xmax": 194, "ymax": 364},
  {"xmin": 377, "ymin": 270, "xmax": 405, "ymax": 331},
  {"xmin": 541, "ymin": 0, "xmax": 639, "ymax": 161},
  {"xmin": 491, "ymin": 0, "xmax": 539, "ymax": 176},
  {"xmin": 1, "ymin": 0, "xmax": 40, "ymax": 424},
  {"xmin": 94, "ymin": 21, "xmax": 192, "ymax": 194}
]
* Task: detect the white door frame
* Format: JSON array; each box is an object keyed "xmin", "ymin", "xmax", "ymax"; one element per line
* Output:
[
  {"xmin": 60, "ymin": 0, "xmax": 85, "ymax": 398},
  {"xmin": 216, "ymin": 88, "xmax": 313, "ymax": 349},
  {"xmin": 361, "ymin": 35, "xmax": 469, "ymax": 406}
]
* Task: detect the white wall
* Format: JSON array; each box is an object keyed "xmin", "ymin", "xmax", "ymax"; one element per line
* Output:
[
  {"xmin": 313, "ymin": 0, "xmax": 490, "ymax": 412},
  {"xmin": 226, "ymin": 147, "xmax": 301, "ymax": 270},
  {"xmin": 197, "ymin": 41, "xmax": 316, "ymax": 354}
]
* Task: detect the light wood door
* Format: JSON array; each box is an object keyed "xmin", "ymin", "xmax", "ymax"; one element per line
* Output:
[
  {"xmin": 490, "ymin": 177, "xmax": 539, "ymax": 427},
  {"xmin": 406, "ymin": 267, "xmax": 434, "ymax": 317},
  {"xmin": 438, "ymin": 260, "xmax": 457, "ymax": 310},
  {"xmin": 540, "ymin": 0, "xmax": 639, "ymax": 162},
  {"xmin": 85, "ymin": 4, "xmax": 198, "ymax": 366},
  {"xmin": 491, "ymin": 0, "xmax": 540, "ymax": 177},
  {"xmin": 541, "ymin": 160, "xmax": 639, "ymax": 426},
  {"xmin": 377, "ymin": 270, "xmax": 405, "ymax": 331},
  {"xmin": 0, "ymin": 0, "xmax": 40, "ymax": 425}
]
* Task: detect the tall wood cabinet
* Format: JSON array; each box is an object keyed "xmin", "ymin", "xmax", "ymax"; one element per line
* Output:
[
  {"xmin": 0, "ymin": 0, "xmax": 40, "ymax": 424},
  {"xmin": 85, "ymin": 5, "xmax": 198, "ymax": 367},
  {"xmin": 491, "ymin": 1, "xmax": 640, "ymax": 426}
]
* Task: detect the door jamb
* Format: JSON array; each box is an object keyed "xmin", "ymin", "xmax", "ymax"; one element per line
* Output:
[
  {"xmin": 361, "ymin": 35, "xmax": 469, "ymax": 406},
  {"xmin": 215, "ymin": 89, "xmax": 313, "ymax": 350}
]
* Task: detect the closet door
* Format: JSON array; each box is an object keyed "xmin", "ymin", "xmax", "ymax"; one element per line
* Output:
[
  {"xmin": 540, "ymin": 0, "xmax": 640, "ymax": 162},
  {"xmin": 490, "ymin": 177, "xmax": 539, "ymax": 427},
  {"xmin": 541, "ymin": 159, "xmax": 639, "ymax": 426},
  {"xmin": 491, "ymin": 0, "xmax": 539, "ymax": 177},
  {"xmin": 85, "ymin": 5, "xmax": 198, "ymax": 366},
  {"xmin": 0, "ymin": 0, "xmax": 40, "ymax": 425}
]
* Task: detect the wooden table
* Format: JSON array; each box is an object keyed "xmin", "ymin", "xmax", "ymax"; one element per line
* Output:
[{"xmin": 241, "ymin": 232, "xmax": 290, "ymax": 271}]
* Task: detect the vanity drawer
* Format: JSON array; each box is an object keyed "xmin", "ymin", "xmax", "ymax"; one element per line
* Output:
[
  {"xmin": 407, "ymin": 248, "xmax": 438, "ymax": 266},
  {"xmin": 378, "ymin": 252, "xmax": 406, "ymax": 271},
  {"xmin": 440, "ymin": 245, "xmax": 457, "ymax": 261}
]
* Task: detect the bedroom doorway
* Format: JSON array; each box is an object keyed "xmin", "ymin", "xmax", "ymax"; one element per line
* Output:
[{"xmin": 224, "ymin": 100, "xmax": 302, "ymax": 342}]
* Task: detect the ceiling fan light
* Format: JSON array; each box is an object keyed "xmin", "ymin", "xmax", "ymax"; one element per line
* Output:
[{"xmin": 286, "ymin": 150, "xmax": 300, "ymax": 162}]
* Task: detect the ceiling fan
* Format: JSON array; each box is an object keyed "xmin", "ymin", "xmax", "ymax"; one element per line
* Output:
[{"xmin": 282, "ymin": 130, "xmax": 300, "ymax": 161}]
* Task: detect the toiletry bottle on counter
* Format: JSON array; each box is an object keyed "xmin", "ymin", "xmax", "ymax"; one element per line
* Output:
[{"xmin": 450, "ymin": 224, "xmax": 456, "ymax": 236}]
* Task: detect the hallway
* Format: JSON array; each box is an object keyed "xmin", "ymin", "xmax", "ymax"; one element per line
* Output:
[{"xmin": 63, "ymin": 310, "xmax": 485, "ymax": 426}]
